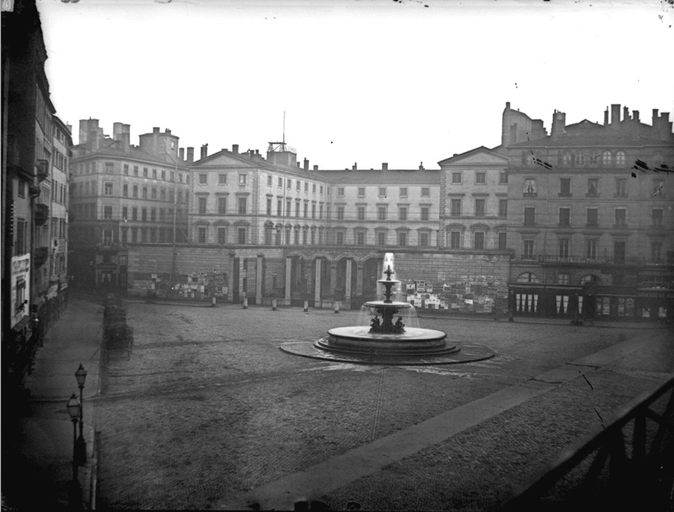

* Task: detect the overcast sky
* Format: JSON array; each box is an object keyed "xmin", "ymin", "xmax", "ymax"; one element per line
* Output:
[{"xmin": 37, "ymin": 0, "xmax": 674, "ymax": 170}]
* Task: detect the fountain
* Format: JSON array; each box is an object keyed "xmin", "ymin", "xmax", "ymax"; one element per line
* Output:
[{"xmin": 280, "ymin": 253, "xmax": 494, "ymax": 365}]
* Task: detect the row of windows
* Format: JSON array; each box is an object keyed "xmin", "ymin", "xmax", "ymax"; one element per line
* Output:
[
  {"xmin": 448, "ymin": 199, "xmax": 508, "ymax": 218},
  {"xmin": 74, "ymin": 161, "xmax": 188, "ymax": 183},
  {"xmin": 524, "ymin": 150, "xmax": 630, "ymax": 168},
  {"xmin": 523, "ymin": 177, "xmax": 664, "ymax": 198},
  {"xmin": 335, "ymin": 205, "xmax": 432, "ymax": 222},
  {"xmin": 522, "ymin": 207, "xmax": 664, "ymax": 228},
  {"xmin": 450, "ymin": 171, "xmax": 508, "ymax": 185},
  {"xmin": 518, "ymin": 238, "xmax": 665, "ymax": 263},
  {"xmin": 196, "ymin": 172, "xmax": 328, "ymax": 197},
  {"xmin": 336, "ymin": 186, "xmax": 433, "ymax": 197}
]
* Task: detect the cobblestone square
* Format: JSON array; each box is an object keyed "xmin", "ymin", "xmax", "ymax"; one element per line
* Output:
[{"xmin": 94, "ymin": 303, "xmax": 673, "ymax": 510}]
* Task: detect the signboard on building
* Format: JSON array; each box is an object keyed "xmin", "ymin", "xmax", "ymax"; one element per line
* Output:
[{"xmin": 10, "ymin": 254, "xmax": 30, "ymax": 328}]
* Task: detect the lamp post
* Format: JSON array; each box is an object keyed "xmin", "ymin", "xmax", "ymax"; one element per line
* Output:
[
  {"xmin": 74, "ymin": 363, "xmax": 87, "ymax": 465},
  {"xmin": 66, "ymin": 393, "xmax": 82, "ymax": 510}
]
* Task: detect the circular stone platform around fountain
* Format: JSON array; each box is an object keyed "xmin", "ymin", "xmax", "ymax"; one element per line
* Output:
[{"xmin": 279, "ymin": 340, "xmax": 495, "ymax": 366}]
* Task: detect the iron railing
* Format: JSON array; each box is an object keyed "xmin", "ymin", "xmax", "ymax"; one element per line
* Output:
[{"xmin": 503, "ymin": 375, "xmax": 674, "ymax": 510}]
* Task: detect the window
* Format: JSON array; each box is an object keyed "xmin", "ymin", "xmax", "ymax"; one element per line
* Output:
[
  {"xmin": 587, "ymin": 208, "xmax": 598, "ymax": 227},
  {"xmin": 602, "ymin": 151, "xmax": 612, "ymax": 166},
  {"xmin": 303, "ymin": 201, "xmax": 308, "ymax": 218},
  {"xmin": 103, "ymin": 229, "xmax": 113, "ymax": 245},
  {"xmin": 616, "ymin": 151, "xmax": 626, "ymax": 167},
  {"xmin": 399, "ymin": 206, "xmax": 408, "ymax": 221},
  {"xmin": 377, "ymin": 231, "xmax": 386, "ymax": 246},
  {"xmin": 615, "ymin": 178, "xmax": 627, "ymax": 198},
  {"xmin": 356, "ymin": 231, "xmax": 365, "ymax": 245},
  {"xmin": 132, "ymin": 185, "xmax": 138, "ymax": 198},
  {"xmin": 152, "ymin": 169, "xmax": 157, "ymax": 179},
  {"xmin": 524, "ymin": 207, "xmax": 536, "ymax": 226},
  {"xmin": 287, "ymin": 179, "xmax": 292, "ymax": 189},
  {"xmin": 218, "ymin": 227, "xmax": 227, "ymax": 245},
  {"xmin": 419, "ymin": 232, "xmax": 429, "ymax": 247},
  {"xmin": 218, "ymin": 174, "xmax": 227, "ymax": 185},
  {"xmin": 123, "ymin": 164, "xmax": 129, "ymax": 175},
  {"xmin": 575, "ymin": 153, "xmax": 585, "ymax": 166},
  {"xmin": 450, "ymin": 231, "xmax": 461, "ymax": 249},
  {"xmin": 198, "ymin": 197, "xmax": 207, "ymax": 214},
  {"xmin": 132, "ymin": 207, "xmax": 138, "ymax": 221},
  {"xmin": 143, "ymin": 167, "xmax": 148, "ymax": 177},
  {"xmin": 421, "ymin": 187, "xmax": 430, "ymax": 197},
  {"xmin": 651, "ymin": 241, "xmax": 662, "ymax": 262},
  {"xmin": 141, "ymin": 208, "xmax": 147, "ymax": 221},
  {"xmin": 103, "ymin": 206, "xmax": 112, "ymax": 219},
  {"xmin": 378, "ymin": 187, "xmax": 387, "ymax": 197},
  {"xmin": 587, "ymin": 178, "xmax": 598, "ymax": 196},
  {"xmin": 559, "ymin": 178, "xmax": 571, "ymax": 196},
  {"xmin": 450, "ymin": 199, "xmax": 462, "ymax": 217},
  {"xmin": 358, "ymin": 187, "xmax": 366, "ymax": 197},
  {"xmin": 104, "ymin": 182, "xmax": 113, "ymax": 195},
  {"xmin": 586, "ymin": 239, "xmax": 597, "ymax": 259},
  {"xmin": 397, "ymin": 231, "xmax": 407, "ymax": 247},
  {"xmin": 378, "ymin": 206, "xmax": 387, "ymax": 221},
  {"xmin": 197, "ymin": 173, "xmax": 207, "ymax": 184},
  {"xmin": 652, "ymin": 209, "xmax": 663, "ymax": 227},
  {"xmin": 475, "ymin": 172, "xmax": 486, "ymax": 184},
  {"xmin": 105, "ymin": 162, "xmax": 113, "ymax": 173},
  {"xmin": 337, "ymin": 206, "xmax": 345, "ymax": 220},
  {"xmin": 337, "ymin": 187, "xmax": 345, "ymax": 196},
  {"xmin": 151, "ymin": 188, "xmax": 157, "ymax": 199},
  {"xmin": 278, "ymin": 177, "xmax": 283, "ymax": 187},
  {"xmin": 218, "ymin": 197, "xmax": 227, "ymax": 214},
  {"xmin": 474, "ymin": 199, "xmax": 485, "ymax": 217},
  {"xmin": 559, "ymin": 238, "xmax": 570, "ymax": 258},
  {"xmin": 336, "ymin": 231, "xmax": 344, "ymax": 245},
  {"xmin": 197, "ymin": 227, "xmax": 206, "ymax": 244},
  {"xmin": 523, "ymin": 179, "xmax": 536, "ymax": 195},
  {"xmin": 357, "ymin": 206, "xmax": 365, "ymax": 220},
  {"xmin": 14, "ymin": 218, "xmax": 27, "ymax": 255},
  {"xmin": 498, "ymin": 232, "xmax": 507, "ymax": 250},
  {"xmin": 474, "ymin": 231, "xmax": 485, "ymax": 249},
  {"xmin": 451, "ymin": 172, "xmax": 462, "ymax": 184},
  {"xmin": 17, "ymin": 179, "xmax": 25, "ymax": 198},
  {"xmin": 238, "ymin": 197, "xmax": 247, "ymax": 214},
  {"xmin": 286, "ymin": 198, "xmax": 291, "ymax": 217},
  {"xmin": 614, "ymin": 240, "xmax": 626, "ymax": 263},
  {"xmin": 142, "ymin": 187, "xmax": 148, "ymax": 199},
  {"xmin": 312, "ymin": 203, "xmax": 316, "ymax": 219},
  {"xmin": 161, "ymin": 170, "xmax": 166, "ymax": 180},
  {"xmin": 304, "ymin": 182, "xmax": 308, "ymax": 192},
  {"xmin": 277, "ymin": 199, "xmax": 282, "ymax": 216},
  {"xmin": 133, "ymin": 166, "xmax": 139, "ymax": 176},
  {"xmin": 296, "ymin": 180, "xmax": 301, "ymax": 191},
  {"xmin": 267, "ymin": 176, "xmax": 272, "ymax": 187},
  {"xmin": 558, "ymin": 273, "xmax": 570, "ymax": 285},
  {"xmin": 615, "ymin": 208, "xmax": 626, "ymax": 227},
  {"xmin": 150, "ymin": 208, "xmax": 156, "ymax": 222},
  {"xmin": 421, "ymin": 206, "xmax": 429, "ymax": 221},
  {"xmin": 498, "ymin": 199, "xmax": 508, "ymax": 218},
  {"xmin": 238, "ymin": 174, "xmax": 247, "ymax": 186},
  {"xmin": 122, "ymin": 206, "xmax": 128, "ymax": 220},
  {"xmin": 559, "ymin": 207, "xmax": 570, "ymax": 227},
  {"xmin": 123, "ymin": 184, "xmax": 128, "ymax": 197},
  {"xmin": 499, "ymin": 171, "xmax": 507, "ymax": 184},
  {"xmin": 266, "ymin": 197, "xmax": 272, "ymax": 216},
  {"xmin": 312, "ymin": 183, "xmax": 316, "ymax": 193},
  {"xmin": 523, "ymin": 239, "xmax": 534, "ymax": 259},
  {"xmin": 399, "ymin": 187, "xmax": 408, "ymax": 197}
]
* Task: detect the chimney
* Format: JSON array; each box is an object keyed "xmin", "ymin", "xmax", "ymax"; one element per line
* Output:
[
  {"xmin": 419, "ymin": 162, "xmax": 425, "ymax": 170},
  {"xmin": 551, "ymin": 110, "xmax": 566, "ymax": 137},
  {"xmin": 187, "ymin": 147, "xmax": 194, "ymax": 163},
  {"xmin": 297, "ymin": 162, "xmax": 301, "ymax": 168},
  {"xmin": 604, "ymin": 107, "xmax": 609, "ymax": 126},
  {"xmin": 153, "ymin": 127, "xmax": 160, "ymax": 133},
  {"xmin": 232, "ymin": 144, "xmax": 239, "ymax": 154},
  {"xmin": 382, "ymin": 162, "xmax": 388, "ymax": 171},
  {"xmin": 623, "ymin": 106, "xmax": 630, "ymax": 121},
  {"xmin": 652, "ymin": 109, "xmax": 659, "ymax": 125},
  {"xmin": 313, "ymin": 165, "xmax": 318, "ymax": 171},
  {"xmin": 179, "ymin": 148, "xmax": 185, "ymax": 160},
  {"xmin": 611, "ymin": 104, "xmax": 621, "ymax": 125},
  {"xmin": 633, "ymin": 110, "xmax": 640, "ymax": 122},
  {"xmin": 505, "ymin": 101, "xmax": 511, "ymax": 110},
  {"xmin": 352, "ymin": 162, "xmax": 357, "ymax": 171},
  {"xmin": 200, "ymin": 144, "xmax": 208, "ymax": 160},
  {"xmin": 120, "ymin": 132, "xmax": 130, "ymax": 153},
  {"xmin": 165, "ymin": 128, "xmax": 171, "ymax": 135},
  {"xmin": 303, "ymin": 158, "xmax": 309, "ymax": 170}
]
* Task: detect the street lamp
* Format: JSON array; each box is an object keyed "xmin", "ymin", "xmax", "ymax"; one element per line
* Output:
[
  {"xmin": 74, "ymin": 363, "xmax": 87, "ymax": 465},
  {"xmin": 66, "ymin": 393, "xmax": 82, "ymax": 509}
]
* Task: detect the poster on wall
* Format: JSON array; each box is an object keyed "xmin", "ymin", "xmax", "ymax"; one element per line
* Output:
[{"xmin": 10, "ymin": 254, "xmax": 31, "ymax": 328}]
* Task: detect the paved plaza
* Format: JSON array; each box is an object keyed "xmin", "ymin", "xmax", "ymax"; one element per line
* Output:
[{"xmin": 87, "ymin": 302, "xmax": 673, "ymax": 510}]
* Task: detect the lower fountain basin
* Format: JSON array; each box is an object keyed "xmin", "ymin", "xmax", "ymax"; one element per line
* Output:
[{"xmin": 316, "ymin": 326, "xmax": 459, "ymax": 356}]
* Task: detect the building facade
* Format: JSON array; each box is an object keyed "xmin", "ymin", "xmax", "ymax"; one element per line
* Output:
[
  {"xmin": 507, "ymin": 104, "xmax": 674, "ymax": 321},
  {"xmin": 69, "ymin": 121, "xmax": 191, "ymax": 289}
]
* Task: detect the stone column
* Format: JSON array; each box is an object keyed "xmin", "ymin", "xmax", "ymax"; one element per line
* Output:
[
  {"xmin": 285, "ymin": 256, "xmax": 292, "ymax": 305},
  {"xmin": 256, "ymin": 254, "xmax": 264, "ymax": 305},
  {"xmin": 329, "ymin": 263, "xmax": 337, "ymax": 298},
  {"xmin": 376, "ymin": 259, "xmax": 383, "ymax": 298},
  {"xmin": 314, "ymin": 258, "xmax": 322, "ymax": 306},
  {"xmin": 345, "ymin": 259, "xmax": 353, "ymax": 302},
  {"xmin": 356, "ymin": 263, "xmax": 364, "ymax": 296}
]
